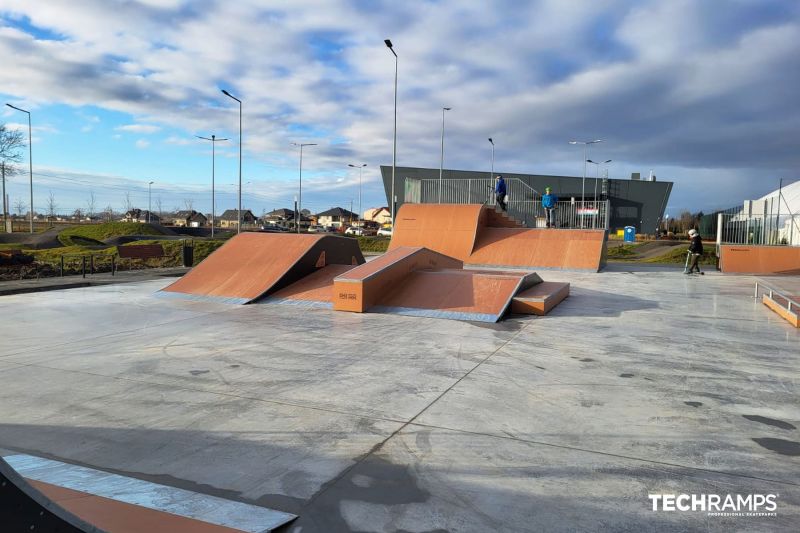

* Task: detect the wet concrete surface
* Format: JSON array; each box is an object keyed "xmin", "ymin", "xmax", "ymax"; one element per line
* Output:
[{"xmin": 0, "ymin": 267, "xmax": 798, "ymax": 531}]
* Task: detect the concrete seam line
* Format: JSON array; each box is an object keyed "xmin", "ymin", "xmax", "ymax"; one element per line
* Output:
[
  {"xmin": 299, "ymin": 320, "xmax": 534, "ymax": 510},
  {"xmin": 403, "ymin": 421, "xmax": 800, "ymax": 489}
]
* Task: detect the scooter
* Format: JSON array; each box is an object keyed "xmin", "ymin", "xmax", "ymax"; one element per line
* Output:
[{"xmin": 684, "ymin": 251, "xmax": 704, "ymax": 275}]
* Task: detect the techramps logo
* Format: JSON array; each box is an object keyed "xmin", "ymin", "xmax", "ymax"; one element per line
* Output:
[{"xmin": 648, "ymin": 493, "xmax": 779, "ymax": 518}]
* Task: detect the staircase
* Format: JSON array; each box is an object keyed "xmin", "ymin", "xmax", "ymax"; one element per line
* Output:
[{"xmin": 487, "ymin": 205, "xmax": 526, "ymax": 228}]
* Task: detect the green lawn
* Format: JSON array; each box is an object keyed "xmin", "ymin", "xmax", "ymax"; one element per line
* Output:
[{"xmin": 58, "ymin": 222, "xmax": 165, "ymax": 246}]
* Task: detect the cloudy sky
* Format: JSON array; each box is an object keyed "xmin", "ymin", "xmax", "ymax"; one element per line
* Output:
[{"xmin": 0, "ymin": 0, "xmax": 798, "ymax": 217}]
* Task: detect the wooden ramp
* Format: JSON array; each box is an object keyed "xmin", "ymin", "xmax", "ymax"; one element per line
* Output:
[
  {"xmin": 332, "ymin": 246, "xmax": 548, "ymax": 322},
  {"xmin": 511, "ymin": 281, "xmax": 570, "ymax": 316},
  {"xmin": 160, "ymin": 233, "xmax": 364, "ymax": 304},
  {"xmin": 264, "ymin": 264, "xmax": 355, "ymax": 308},
  {"xmin": 720, "ymin": 245, "xmax": 800, "ymax": 274},
  {"xmin": 389, "ymin": 204, "xmax": 607, "ymax": 271}
]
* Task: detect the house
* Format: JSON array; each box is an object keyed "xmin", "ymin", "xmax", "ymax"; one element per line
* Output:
[
  {"xmin": 364, "ymin": 207, "xmax": 391, "ymax": 225},
  {"xmin": 170, "ymin": 210, "xmax": 207, "ymax": 227},
  {"xmin": 123, "ymin": 209, "xmax": 161, "ymax": 223},
  {"xmin": 316, "ymin": 207, "xmax": 358, "ymax": 228},
  {"xmin": 219, "ymin": 209, "xmax": 257, "ymax": 228}
]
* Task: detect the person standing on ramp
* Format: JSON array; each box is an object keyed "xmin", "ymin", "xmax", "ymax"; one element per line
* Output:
[
  {"xmin": 542, "ymin": 186, "xmax": 558, "ymax": 228},
  {"xmin": 495, "ymin": 175, "xmax": 507, "ymax": 211}
]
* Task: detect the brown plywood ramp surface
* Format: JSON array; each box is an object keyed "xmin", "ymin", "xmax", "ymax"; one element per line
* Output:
[
  {"xmin": 469, "ymin": 228, "xmax": 607, "ymax": 271},
  {"xmin": 265, "ymin": 264, "xmax": 355, "ymax": 308},
  {"xmin": 334, "ymin": 246, "xmax": 462, "ymax": 312},
  {"xmin": 389, "ymin": 204, "xmax": 485, "ymax": 260},
  {"xmin": 720, "ymin": 245, "xmax": 800, "ymax": 274},
  {"xmin": 372, "ymin": 269, "xmax": 542, "ymax": 322},
  {"xmin": 160, "ymin": 233, "xmax": 364, "ymax": 304},
  {"xmin": 511, "ymin": 281, "xmax": 570, "ymax": 316}
]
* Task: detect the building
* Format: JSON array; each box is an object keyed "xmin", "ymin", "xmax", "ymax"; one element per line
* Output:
[
  {"xmin": 316, "ymin": 207, "xmax": 358, "ymax": 228},
  {"xmin": 380, "ymin": 166, "xmax": 672, "ymax": 234},
  {"xmin": 364, "ymin": 207, "xmax": 391, "ymax": 225},
  {"xmin": 122, "ymin": 209, "xmax": 161, "ymax": 224},
  {"xmin": 219, "ymin": 209, "xmax": 257, "ymax": 228},
  {"xmin": 170, "ymin": 210, "xmax": 207, "ymax": 227}
]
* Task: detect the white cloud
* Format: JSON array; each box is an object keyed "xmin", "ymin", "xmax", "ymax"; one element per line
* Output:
[
  {"xmin": 0, "ymin": 0, "xmax": 797, "ymax": 211},
  {"xmin": 116, "ymin": 124, "xmax": 161, "ymax": 134},
  {"xmin": 135, "ymin": 139, "xmax": 150, "ymax": 149}
]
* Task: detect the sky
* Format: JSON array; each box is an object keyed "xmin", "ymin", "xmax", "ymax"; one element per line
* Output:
[{"xmin": 0, "ymin": 0, "xmax": 798, "ymax": 218}]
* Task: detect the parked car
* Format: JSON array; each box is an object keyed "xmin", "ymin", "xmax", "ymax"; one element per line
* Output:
[
  {"xmin": 377, "ymin": 227, "xmax": 393, "ymax": 237},
  {"xmin": 345, "ymin": 226, "xmax": 364, "ymax": 236},
  {"xmin": 307, "ymin": 225, "xmax": 324, "ymax": 233}
]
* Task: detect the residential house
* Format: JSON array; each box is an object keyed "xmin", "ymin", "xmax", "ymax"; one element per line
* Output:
[
  {"xmin": 123, "ymin": 209, "xmax": 161, "ymax": 223},
  {"xmin": 170, "ymin": 210, "xmax": 208, "ymax": 227},
  {"xmin": 316, "ymin": 207, "xmax": 358, "ymax": 229},
  {"xmin": 219, "ymin": 209, "xmax": 257, "ymax": 228},
  {"xmin": 364, "ymin": 207, "xmax": 391, "ymax": 225}
]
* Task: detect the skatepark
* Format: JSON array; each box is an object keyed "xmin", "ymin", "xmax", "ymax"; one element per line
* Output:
[{"xmin": 1, "ymin": 205, "xmax": 798, "ymax": 532}]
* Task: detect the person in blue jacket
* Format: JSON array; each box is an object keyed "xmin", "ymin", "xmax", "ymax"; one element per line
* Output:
[
  {"xmin": 542, "ymin": 186, "xmax": 558, "ymax": 228},
  {"xmin": 494, "ymin": 175, "xmax": 507, "ymax": 211}
]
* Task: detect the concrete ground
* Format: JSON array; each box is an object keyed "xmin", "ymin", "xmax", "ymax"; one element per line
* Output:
[{"xmin": 1, "ymin": 265, "xmax": 798, "ymax": 532}]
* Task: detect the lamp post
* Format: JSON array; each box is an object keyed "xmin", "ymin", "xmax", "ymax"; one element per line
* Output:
[
  {"xmin": 384, "ymin": 39, "xmax": 398, "ymax": 223},
  {"xmin": 291, "ymin": 142, "xmax": 317, "ymax": 233},
  {"xmin": 439, "ymin": 107, "xmax": 451, "ymax": 203},
  {"xmin": 348, "ymin": 163, "xmax": 367, "ymax": 224},
  {"xmin": 569, "ymin": 139, "xmax": 603, "ymax": 228},
  {"xmin": 5, "ymin": 103, "xmax": 33, "ymax": 233},
  {"xmin": 148, "ymin": 181, "xmax": 154, "ymax": 223},
  {"xmin": 585, "ymin": 159, "xmax": 611, "ymax": 229},
  {"xmin": 488, "ymin": 137, "xmax": 495, "ymax": 180},
  {"xmin": 196, "ymin": 134, "xmax": 228, "ymax": 237},
  {"xmin": 221, "ymin": 89, "xmax": 242, "ymax": 233}
]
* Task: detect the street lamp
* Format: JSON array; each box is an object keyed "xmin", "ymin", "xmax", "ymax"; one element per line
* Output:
[
  {"xmin": 349, "ymin": 163, "xmax": 367, "ymax": 224},
  {"xmin": 586, "ymin": 159, "xmax": 612, "ymax": 202},
  {"xmin": 291, "ymin": 142, "xmax": 317, "ymax": 233},
  {"xmin": 148, "ymin": 181, "xmax": 154, "ymax": 223},
  {"xmin": 5, "ymin": 103, "xmax": 33, "ymax": 233},
  {"xmin": 439, "ymin": 107, "xmax": 452, "ymax": 203},
  {"xmin": 221, "ymin": 89, "xmax": 242, "ymax": 233},
  {"xmin": 196, "ymin": 134, "xmax": 228, "ymax": 237},
  {"xmin": 569, "ymin": 139, "xmax": 603, "ymax": 227},
  {"xmin": 385, "ymin": 39, "xmax": 398, "ymax": 223},
  {"xmin": 488, "ymin": 137, "xmax": 495, "ymax": 181}
]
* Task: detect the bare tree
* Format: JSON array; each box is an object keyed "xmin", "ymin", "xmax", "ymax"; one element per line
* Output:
[
  {"xmin": 46, "ymin": 190, "xmax": 58, "ymax": 219},
  {"xmin": 183, "ymin": 198, "xmax": 194, "ymax": 212},
  {"xmin": 1, "ymin": 124, "xmax": 24, "ymax": 221},
  {"xmin": 155, "ymin": 197, "xmax": 162, "ymax": 219},
  {"xmin": 104, "ymin": 205, "xmax": 114, "ymax": 222},
  {"xmin": 72, "ymin": 208, "xmax": 84, "ymax": 220},
  {"xmin": 14, "ymin": 197, "xmax": 26, "ymax": 216},
  {"xmin": 123, "ymin": 191, "xmax": 133, "ymax": 213},
  {"xmin": 86, "ymin": 191, "xmax": 96, "ymax": 218}
]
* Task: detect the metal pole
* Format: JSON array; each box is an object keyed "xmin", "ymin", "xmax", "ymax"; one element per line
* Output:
[
  {"xmin": 27, "ymin": 111, "xmax": 32, "ymax": 233},
  {"xmin": 148, "ymin": 181, "xmax": 153, "ymax": 223},
  {"xmin": 359, "ymin": 165, "xmax": 363, "ymax": 222},
  {"xmin": 1, "ymin": 163, "xmax": 6, "ymax": 230},
  {"xmin": 211, "ymin": 136, "xmax": 215, "ymax": 238},
  {"xmin": 439, "ymin": 107, "xmax": 450, "ymax": 203},
  {"xmin": 385, "ymin": 40, "xmax": 398, "ymax": 223},
  {"xmin": 299, "ymin": 144, "xmax": 303, "ymax": 233}
]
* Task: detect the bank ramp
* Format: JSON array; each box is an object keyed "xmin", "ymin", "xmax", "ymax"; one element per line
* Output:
[
  {"xmin": 390, "ymin": 203, "xmax": 607, "ymax": 271},
  {"xmin": 160, "ymin": 233, "xmax": 364, "ymax": 304}
]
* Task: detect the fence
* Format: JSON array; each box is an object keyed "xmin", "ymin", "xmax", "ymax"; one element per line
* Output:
[
  {"xmin": 717, "ymin": 193, "xmax": 800, "ymax": 245},
  {"xmin": 404, "ymin": 178, "xmax": 609, "ymax": 229}
]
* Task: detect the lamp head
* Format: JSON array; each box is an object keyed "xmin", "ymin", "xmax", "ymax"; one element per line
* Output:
[{"xmin": 384, "ymin": 39, "xmax": 393, "ymax": 48}]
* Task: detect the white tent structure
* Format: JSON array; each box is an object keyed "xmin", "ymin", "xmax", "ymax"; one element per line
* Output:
[{"xmin": 755, "ymin": 179, "xmax": 800, "ymax": 245}]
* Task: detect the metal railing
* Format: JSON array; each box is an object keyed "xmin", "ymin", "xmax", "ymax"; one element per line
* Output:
[
  {"xmin": 718, "ymin": 212, "xmax": 800, "ymax": 245},
  {"xmin": 404, "ymin": 177, "xmax": 609, "ymax": 229},
  {"xmin": 754, "ymin": 281, "xmax": 797, "ymax": 316}
]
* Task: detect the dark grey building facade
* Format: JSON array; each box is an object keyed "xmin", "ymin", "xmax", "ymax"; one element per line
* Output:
[{"xmin": 380, "ymin": 166, "xmax": 672, "ymax": 234}]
